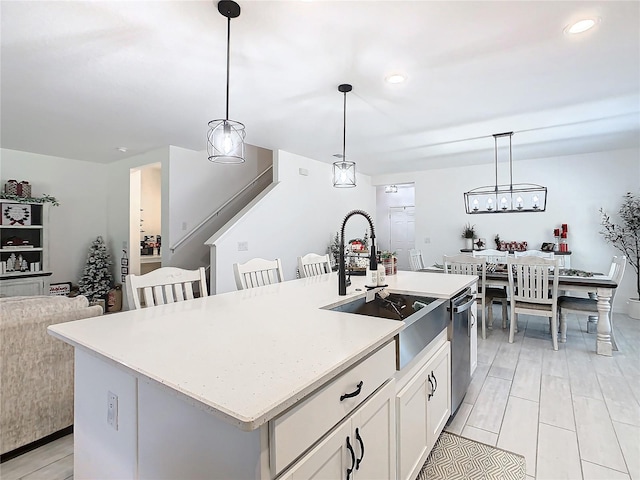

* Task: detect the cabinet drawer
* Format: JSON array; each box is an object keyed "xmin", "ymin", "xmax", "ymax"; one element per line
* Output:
[{"xmin": 270, "ymin": 340, "xmax": 396, "ymax": 475}]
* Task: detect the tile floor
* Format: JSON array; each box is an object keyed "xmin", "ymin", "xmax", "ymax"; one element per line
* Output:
[
  {"xmin": 1, "ymin": 311, "xmax": 638, "ymax": 480},
  {"xmin": 446, "ymin": 310, "xmax": 640, "ymax": 480}
]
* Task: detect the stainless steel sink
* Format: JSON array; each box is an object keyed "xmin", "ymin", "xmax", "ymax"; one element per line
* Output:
[{"xmin": 325, "ymin": 292, "xmax": 449, "ymax": 370}]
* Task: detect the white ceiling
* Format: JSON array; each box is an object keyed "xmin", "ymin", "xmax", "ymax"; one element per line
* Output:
[{"xmin": 2, "ymin": 1, "xmax": 639, "ymax": 175}]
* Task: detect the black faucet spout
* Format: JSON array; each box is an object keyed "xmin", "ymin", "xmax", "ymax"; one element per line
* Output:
[{"xmin": 338, "ymin": 209, "xmax": 377, "ymax": 295}]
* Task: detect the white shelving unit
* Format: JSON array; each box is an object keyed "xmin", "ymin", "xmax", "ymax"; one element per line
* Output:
[{"xmin": 0, "ymin": 202, "xmax": 52, "ymax": 296}]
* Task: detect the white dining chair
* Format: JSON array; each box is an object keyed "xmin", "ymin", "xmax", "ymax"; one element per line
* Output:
[
  {"xmin": 558, "ymin": 256, "xmax": 626, "ymax": 345},
  {"xmin": 408, "ymin": 249, "xmax": 425, "ymax": 271},
  {"xmin": 472, "ymin": 249, "xmax": 509, "ymax": 329},
  {"xmin": 297, "ymin": 253, "xmax": 332, "ymax": 278},
  {"xmin": 443, "ymin": 254, "xmax": 509, "ymax": 340},
  {"xmin": 508, "ymin": 256, "xmax": 561, "ymax": 349},
  {"xmin": 233, "ymin": 257, "xmax": 285, "ymax": 290},
  {"xmin": 126, "ymin": 266, "xmax": 208, "ymax": 310}
]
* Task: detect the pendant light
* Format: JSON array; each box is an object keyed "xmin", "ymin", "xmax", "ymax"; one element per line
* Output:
[
  {"xmin": 333, "ymin": 84, "xmax": 356, "ymax": 188},
  {"xmin": 207, "ymin": 1, "xmax": 246, "ymax": 164},
  {"xmin": 464, "ymin": 132, "xmax": 547, "ymax": 214}
]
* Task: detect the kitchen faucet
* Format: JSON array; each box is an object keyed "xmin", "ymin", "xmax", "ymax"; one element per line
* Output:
[{"xmin": 338, "ymin": 209, "xmax": 377, "ymax": 295}]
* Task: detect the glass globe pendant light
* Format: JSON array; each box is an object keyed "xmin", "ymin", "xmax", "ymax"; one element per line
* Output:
[
  {"xmin": 333, "ymin": 84, "xmax": 356, "ymax": 188},
  {"xmin": 207, "ymin": 1, "xmax": 246, "ymax": 164}
]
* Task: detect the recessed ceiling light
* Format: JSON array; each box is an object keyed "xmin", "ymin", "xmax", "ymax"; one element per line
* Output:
[
  {"xmin": 385, "ymin": 74, "xmax": 406, "ymax": 84},
  {"xmin": 117, "ymin": 147, "xmax": 128, "ymax": 153},
  {"xmin": 564, "ymin": 17, "xmax": 600, "ymax": 34}
]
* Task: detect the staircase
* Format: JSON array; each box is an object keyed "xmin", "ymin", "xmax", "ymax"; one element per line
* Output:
[{"xmin": 167, "ymin": 165, "xmax": 274, "ymax": 276}]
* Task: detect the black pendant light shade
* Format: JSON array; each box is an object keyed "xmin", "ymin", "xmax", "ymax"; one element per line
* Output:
[
  {"xmin": 333, "ymin": 84, "xmax": 356, "ymax": 188},
  {"xmin": 207, "ymin": 0, "xmax": 246, "ymax": 164}
]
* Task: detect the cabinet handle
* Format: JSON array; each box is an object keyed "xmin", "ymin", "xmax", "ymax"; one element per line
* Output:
[
  {"xmin": 355, "ymin": 427, "xmax": 365, "ymax": 470},
  {"xmin": 432, "ymin": 371, "xmax": 438, "ymax": 394},
  {"xmin": 427, "ymin": 374, "xmax": 434, "ymax": 401},
  {"xmin": 346, "ymin": 436, "xmax": 355, "ymax": 479},
  {"xmin": 340, "ymin": 381, "xmax": 363, "ymax": 401}
]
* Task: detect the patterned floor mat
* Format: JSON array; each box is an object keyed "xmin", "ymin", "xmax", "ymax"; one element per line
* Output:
[{"xmin": 417, "ymin": 431, "xmax": 526, "ymax": 480}]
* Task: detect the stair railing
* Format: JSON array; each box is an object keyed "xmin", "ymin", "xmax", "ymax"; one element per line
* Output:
[{"xmin": 169, "ymin": 165, "xmax": 273, "ymax": 253}]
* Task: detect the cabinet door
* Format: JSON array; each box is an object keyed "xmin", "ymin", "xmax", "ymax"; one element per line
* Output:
[
  {"xmin": 351, "ymin": 381, "xmax": 396, "ymax": 480},
  {"xmin": 280, "ymin": 421, "xmax": 352, "ymax": 480},
  {"xmin": 284, "ymin": 381, "xmax": 396, "ymax": 480},
  {"xmin": 426, "ymin": 343, "xmax": 451, "ymax": 453},
  {"xmin": 396, "ymin": 367, "xmax": 429, "ymax": 480},
  {"xmin": 470, "ymin": 301, "xmax": 478, "ymax": 376}
]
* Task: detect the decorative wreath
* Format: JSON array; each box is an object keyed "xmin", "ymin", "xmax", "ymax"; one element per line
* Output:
[{"xmin": 3, "ymin": 204, "xmax": 30, "ymax": 225}]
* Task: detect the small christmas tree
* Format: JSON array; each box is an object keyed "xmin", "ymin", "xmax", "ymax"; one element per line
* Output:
[{"xmin": 78, "ymin": 236, "xmax": 113, "ymax": 301}]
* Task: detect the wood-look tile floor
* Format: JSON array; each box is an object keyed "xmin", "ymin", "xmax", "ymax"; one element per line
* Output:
[{"xmin": 1, "ymin": 311, "xmax": 638, "ymax": 480}]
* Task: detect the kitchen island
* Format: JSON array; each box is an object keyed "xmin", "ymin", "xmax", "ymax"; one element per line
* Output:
[{"xmin": 49, "ymin": 270, "xmax": 476, "ymax": 479}]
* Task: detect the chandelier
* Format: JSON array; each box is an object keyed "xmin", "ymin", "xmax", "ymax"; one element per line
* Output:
[{"xmin": 464, "ymin": 132, "xmax": 547, "ymax": 214}]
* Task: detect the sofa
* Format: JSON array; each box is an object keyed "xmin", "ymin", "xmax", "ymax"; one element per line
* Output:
[{"xmin": 0, "ymin": 295, "xmax": 103, "ymax": 455}]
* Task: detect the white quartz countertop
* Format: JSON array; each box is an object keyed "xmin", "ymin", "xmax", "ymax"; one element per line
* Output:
[{"xmin": 49, "ymin": 270, "xmax": 475, "ymax": 431}]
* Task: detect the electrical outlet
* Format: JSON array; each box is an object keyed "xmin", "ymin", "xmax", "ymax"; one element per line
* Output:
[
  {"xmin": 424, "ymin": 237, "xmax": 431, "ymax": 244},
  {"xmin": 107, "ymin": 391, "xmax": 118, "ymax": 430},
  {"xmin": 237, "ymin": 241, "xmax": 248, "ymax": 251},
  {"xmin": 182, "ymin": 222, "xmax": 187, "ymax": 231}
]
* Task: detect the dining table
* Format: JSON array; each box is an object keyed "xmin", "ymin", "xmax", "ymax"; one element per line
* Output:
[{"xmin": 421, "ymin": 267, "xmax": 618, "ymax": 356}]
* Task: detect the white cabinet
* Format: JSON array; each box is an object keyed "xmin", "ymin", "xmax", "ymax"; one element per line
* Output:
[
  {"xmin": 425, "ymin": 343, "xmax": 450, "ymax": 453},
  {"xmin": 396, "ymin": 341, "xmax": 451, "ymax": 480},
  {"xmin": 0, "ymin": 202, "xmax": 51, "ymax": 296},
  {"xmin": 271, "ymin": 341, "xmax": 395, "ymax": 475},
  {"xmin": 282, "ymin": 380, "xmax": 396, "ymax": 480}
]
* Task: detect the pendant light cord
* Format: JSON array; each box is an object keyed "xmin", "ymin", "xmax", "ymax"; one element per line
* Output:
[
  {"xmin": 225, "ymin": 15, "xmax": 231, "ymax": 121},
  {"xmin": 494, "ymin": 135, "xmax": 498, "ymax": 194},
  {"xmin": 342, "ymin": 91, "xmax": 347, "ymax": 159},
  {"xmin": 509, "ymin": 134, "xmax": 513, "ymax": 190}
]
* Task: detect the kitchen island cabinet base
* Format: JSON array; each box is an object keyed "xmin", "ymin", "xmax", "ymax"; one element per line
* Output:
[{"xmin": 74, "ymin": 349, "xmax": 270, "ymax": 479}]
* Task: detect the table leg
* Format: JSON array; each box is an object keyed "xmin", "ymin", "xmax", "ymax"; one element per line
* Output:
[{"xmin": 596, "ymin": 287, "xmax": 613, "ymax": 356}]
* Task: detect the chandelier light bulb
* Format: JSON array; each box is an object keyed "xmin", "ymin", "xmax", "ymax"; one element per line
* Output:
[{"xmin": 486, "ymin": 198, "xmax": 494, "ymax": 211}]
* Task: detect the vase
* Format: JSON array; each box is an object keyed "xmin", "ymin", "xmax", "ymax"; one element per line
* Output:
[
  {"xmin": 464, "ymin": 238, "xmax": 474, "ymax": 250},
  {"xmin": 628, "ymin": 298, "xmax": 640, "ymax": 320}
]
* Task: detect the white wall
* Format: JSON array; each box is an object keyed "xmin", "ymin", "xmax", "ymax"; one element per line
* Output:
[
  {"xmin": 0, "ymin": 148, "xmax": 108, "ymax": 284},
  {"xmin": 106, "ymin": 147, "xmax": 170, "ymax": 288},
  {"xmin": 212, "ymin": 150, "xmax": 376, "ymax": 294},
  {"xmin": 372, "ymin": 147, "xmax": 640, "ymax": 312},
  {"xmin": 166, "ymin": 144, "xmax": 272, "ymax": 255}
]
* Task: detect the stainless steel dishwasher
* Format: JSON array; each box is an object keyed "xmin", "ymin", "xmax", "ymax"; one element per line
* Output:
[{"xmin": 448, "ymin": 288, "xmax": 475, "ymax": 416}]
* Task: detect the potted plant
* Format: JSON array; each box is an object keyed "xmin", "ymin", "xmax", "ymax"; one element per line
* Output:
[
  {"xmin": 380, "ymin": 251, "xmax": 397, "ymax": 275},
  {"xmin": 461, "ymin": 223, "xmax": 476, "ymax": 250},
  {"xmin": 600, "ymin": 192, "xmax": 640, "ymax": 319}
]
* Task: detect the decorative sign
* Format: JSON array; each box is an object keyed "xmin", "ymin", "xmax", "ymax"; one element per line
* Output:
[
  {"xmin": 49, "ymin": 282, "xmax": 71, "ymax": 296},
  {"xmin": 1, "ymin": 203, "xmax": 31, "ymax": 225}
]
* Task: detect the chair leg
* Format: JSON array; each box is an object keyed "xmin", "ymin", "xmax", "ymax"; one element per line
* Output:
[
  {"xmin": 501, "ymin": 299, "xmax": 508, "ymax": 329},
  {"xmin": 551, "ymin": 315, "xmax": 558, "ymax": 351},
  {"xmin": 481, "ymin": 299, "xmax": 486, "ymax": 340},
  {"xmin": 509, "ymin": 308, "xmax": 516, "ymax": 343},
  {"xmin": 487, "ymin": 299, "xmax": 494, "ymax": 331},
  {"xmin": 559, "ymin": 311, "xmax": 567, "ymax": 343}
]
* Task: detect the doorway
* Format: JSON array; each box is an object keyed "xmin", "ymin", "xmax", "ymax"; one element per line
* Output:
[
  {"xmin": 389, "ymin": 206, "xmax": 415, "ymax": 271},
  {"xmin": 129, "ymin": 163, "xmax": 162, "ymax": 276}
]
